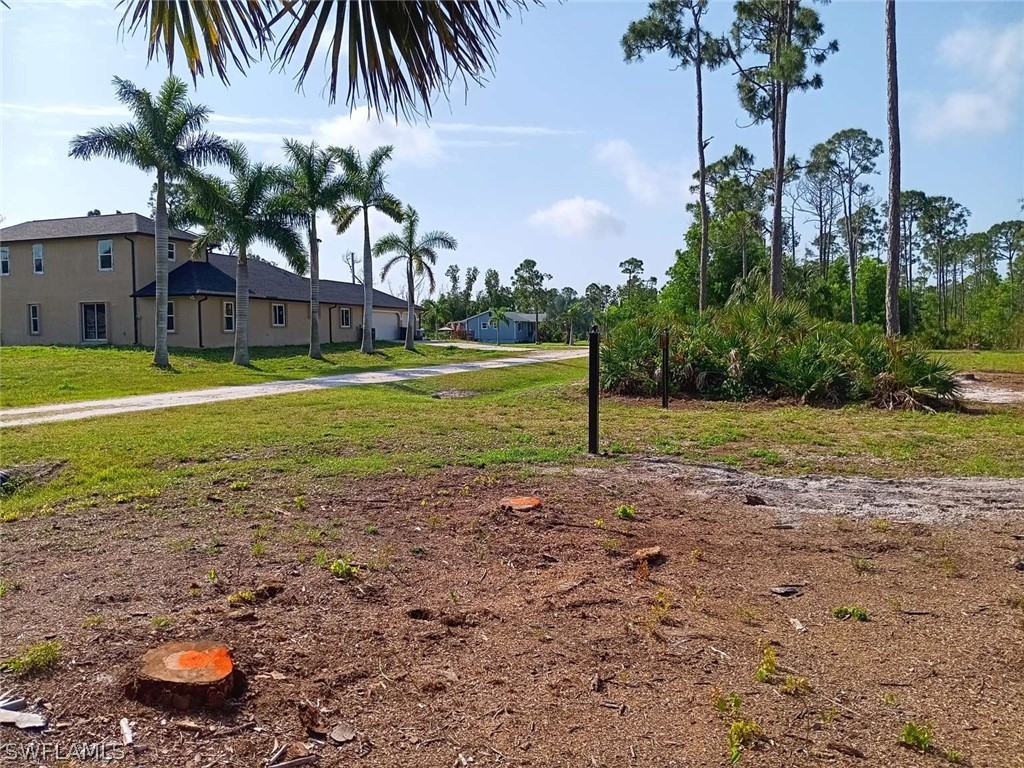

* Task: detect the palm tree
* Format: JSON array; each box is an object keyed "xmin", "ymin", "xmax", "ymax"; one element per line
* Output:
[
  {"xmin": 563, "ymin": 302, "xmax": 583, "ymax": 345},
  {"xmin": 118, "ymin": 1, "xmax": 537, "ymax": 118},
  {"xmin": 69, "ymin": 75, "xmax": 229, "ymax": 367},
  {"xmin": 330, "ymin": 145, "xmax": 404, "ymax": 354},
  {"xmin": 280, "ymin": 140, "xmax": 346, "ymax": 360},
  {"xmin": 489, "ymin": 306, "xmax": 510, "ymax": 345},
  {"xmin": 183, "ymin": 144, "xmax": 307, "ymax": 366},
  {"xmin": 884, "ymin": 0, "xmax": 901, "ymax": 336},
  {"xmin": 374, "ymin": 206, "xmax": 457, "ymax": 351}
]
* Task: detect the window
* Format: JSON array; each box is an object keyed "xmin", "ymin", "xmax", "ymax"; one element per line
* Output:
[
  {"xmin": 98, "ymin": 239, "xmax": 113, "ymax": 271},
  {"xmin": 82, "ymin": 303, "xmax": 106, "ymax": 342},
  {"xmin": 223, "ymin": 301, "xmax": 235, "ymax": 332},
  {"xmin": 1, "ymin": 247, "xmax": 8, "ymax": 276},
  {"xmin": 28, "ymin": 304, "xmax": 40, "ymax": 336},
  {"xmin": 338, "ymin": 308, "xmax": 351, "ymax": 328},
  {"xmin": 166, "ymin": 301, "xmax": 176, "ymax": 332},
  {"xmin": 271, "ymin": 303, "xmax": 287, "ymax": 327},
  {"xmin": 32, "ymin": 243, "xmax": 44, "ymax": 274},
  {"xmin": 481, "ymin": 321, "xmax": 489, "ymax": 329},
  {"xmin": 167, "ymin": 242, "xmax": 176, "ymax": 261}
]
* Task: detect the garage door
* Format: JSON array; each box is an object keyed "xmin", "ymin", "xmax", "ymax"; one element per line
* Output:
[{"xmin": 373, "ymin": 310, "xmax": 400, "ymax": 341}]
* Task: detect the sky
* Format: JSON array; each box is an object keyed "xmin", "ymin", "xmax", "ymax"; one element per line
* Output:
[{"xmin": 1, "ymin": 0, "xmax": 1022, "ymax": 300}]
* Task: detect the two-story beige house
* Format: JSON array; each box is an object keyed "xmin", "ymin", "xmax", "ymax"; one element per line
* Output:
[{"xmin": 0, "ymin": 213, "xmax": 417, "ymax": 348}]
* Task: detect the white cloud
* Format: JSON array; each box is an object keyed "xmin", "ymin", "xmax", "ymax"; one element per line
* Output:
[
  {"xmin": 432, "ymin": 122, "xmax": 581, "ymax": 136},
  {"xmin": 312, "ymin": 107, "xmax": 443, "ymax": 167},
  {"xmin": 914, "ymin": 20, "xmax": 1024, "ymax": 140},
  {"xmin": 528, "ymin": 197, "xmax": 625, "ymax": 239},
  {"xmin": 594, "ymin": 139, "xmax": 686, "ymax": 204}
]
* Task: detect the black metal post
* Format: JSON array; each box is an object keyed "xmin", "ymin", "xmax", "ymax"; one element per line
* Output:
[
  {"xmin": 661, "ymin": 327, "xmax": 670, "ymax": 409},
  {"xmin": 588, "ymin": 324, "xmax": 600, "ymax": 455}
]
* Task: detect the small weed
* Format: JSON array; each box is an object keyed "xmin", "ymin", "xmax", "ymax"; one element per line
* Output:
[
  {"xmin": 188, "ymin": 586, "xmax": 201, "ymax": 598},
  {"xmin": 82, "ymin": 615, "xmax": 104, "ymax": 629},
  {"xmin": 593, "ymin": 518, "xmax": 605, "ymax": 529},
  {"xmin": 227, "ymin": 590, "xmax": 256, "ymax": 606},
  {"xmin": 364, "ymin": 523, "xmax": 380, "ymax": 535},
  {"xmin": 691, "ymin": 548, "xmax": 704, "ymax": 563},
  {"xmin": 152, "ymin": 615, "xmax": 173, "ymax": 629},
  {"xmin": 367, "ymin": 544, "xmax": 395, "ymax": 571},
  {"xmin": 755, "ymin": 645, "xmax": 777, "ymax": 683},
  {"xmin": 899, "ymin": 722, "xmax": 933, "ymax": 752},
  {"xmin": 251, "ymin": 541, "xmax": 268, "ymax": 557},
  {"xmin": 736, "ymin": 606, "xmax": 762, "ymax": 626},
  {"xmin": 711, "ymin": 690, "xmax": 742, "ymax": 716},
  {"xmin": 600, "ymin": 538, "xmax": 621, "ymax": 555},
  {"xmin": 882, "ymin": 692, "xmax": 899, "ymax": 706},
  {"xmin": 166, "ymin": 538, "xmax": 193, "ymax": 554},
  {"xmin": 314, "ymin": 549, "xmax": 331, "ymax": 569},
  {"xmin": 820, "ymin": 708, "xmax": 838, "ymax": 725},
  {"xmin": 936, "ymin": 555, "xmax": 963, "ymax": 578},
  {"xmin": 425, "ymin": 514, "xmax": 444, "ymax": 529},
  {"xmin": 650, "ymin": 589, "xmax": 672, "ymax": 624},
  {"xmin": 0, "ymin": 641, "xmax": 62, "ymax": 676},
  {"xmin": 851, "ymin": 557, "xmax": 875, "ymax": 573},
  {"xmin": 780, "ymin": 675, "xmax": 810, "ymax": 695},
  {"xmin": 727, "ymin": 718, "xmax": 761, "ymax": 764},
  {"xmin": 692, "ymin": 584, "xmax": 705, "ymax": 608},
  {"xmin": 410, "ymin": 546, "xmax": 427, "ymax": 555},
  {"xmin": 229, "ymin": 480, "xmax": 250, "ymax": 491},
  {"xmin": 614, "ymin": 504, "xmax": 636, "ymax": 521},
  {"xmin": 832, "ymin": 605, "xmax": 869, "ymax": 622},
  {"xmin": 329, "ymin": 557, "xmax": 359, "ymax": 581},
  {"xmin": 945, "ymin": 749, "xmax": 966, "ymax": 764},
  {"xmin": 294, "ymin": 495, "xmax": 308, "ymax": 510},
  {"xmin": 0, "ymin": 579, "xmax": 18, "ymax": 599},
  {"xmin": 449, "ymin": 589, "xmax": 460, "ymax": 604},
  {"xmin": 207, "ymin": 569, "xmax": 218, "ymax": 583},
  {"xmin": 870, "ymin": 518, "xmax": 893, "ymax": 533}
]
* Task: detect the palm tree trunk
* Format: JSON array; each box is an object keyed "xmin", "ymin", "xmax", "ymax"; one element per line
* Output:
[
  {"xmin": 234, "ymin": 247, "xmax": 250, "ymax": 366},
  {"xmin": 885, "ymin": 0, "xmax": 901, "ymax": 337},
  {"xmin": 153, "ymin": 170, "xmax": 170, "ymax": 367},
  {"xmin": 694, "ymin": 9, "xmax": 709, "ymax": 314},
  {"xmin": 308, "ymin": 216, "xmax": 322, "ymax": 359},
  {"xmin": 360, "ymin": 206, "xmax": 375, "ymax": 354},
  {"xmin": 770, "ymin": 89, "xmax": 787, "ymax": 300},
  {"xmin": 405, "ymin": 258, "xmax": 416, "ymax": 351}
]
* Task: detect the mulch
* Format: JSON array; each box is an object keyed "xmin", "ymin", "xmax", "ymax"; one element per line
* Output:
[{"xmin": 1, "ymin": 462, "xmax": 1022, "ymax": 766}]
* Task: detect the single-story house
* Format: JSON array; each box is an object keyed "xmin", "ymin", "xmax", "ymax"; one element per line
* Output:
[
  {"xmin": 460, "ymin": 310, "xmax": 546, "ymax": 344},
  {"xmin": 0, "ymin": 212, "xmax": 417, "ymax": 348}
]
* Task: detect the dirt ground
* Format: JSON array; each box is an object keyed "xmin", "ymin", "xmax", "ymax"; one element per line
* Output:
[{"xmin": 1, "ymin": 462, "xmax": 1023, "ymax": 767}]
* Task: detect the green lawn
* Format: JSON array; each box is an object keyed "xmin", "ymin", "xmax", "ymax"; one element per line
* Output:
[
  {"xmin": 2, "ymin": 358, "xmax": 1021, "ymax": 521},
  {"xmin": 932, "ymin": 349, "xmax": 1024, "ymax": 374},
  {"xmin": 0, "ymin": 342, "xmax": 521, "ymax": 408}
]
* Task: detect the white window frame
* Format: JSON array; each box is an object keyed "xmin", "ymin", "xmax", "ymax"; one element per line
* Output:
[
  {"xmin": 481, "ymin": 321, "xmax": 489, "ymax": 329},
  {"xmin": 81, "ymin": 302, "xmax": 107, "ymax": 342},
  {"xmin": 271, "ymin": 303, "xmax": 287, "ymax": 327},
  {"xmin": 166, "ymin": 300, "xmax": 176, "ymax": 333},
  {"xmin": 339, "ymin": 307, "xmax": 351, "ymax": 328},
  {"xmin": 32, "ymin": 243, "xmax": 44, "ymax": 274},
  {"xmin": 97, "ymin": 239, "xmax": 114, "ymax": 271},
  {"xmin": 167, "ymin": 242, "xmax": 176, "ymax": 262},
  {"xmin": 1, "ymin": 247, "xmax": 9, "ymax": 276},
  {"xmin": 223, "ymin": 301, "xmax": 235, "ymax": 332},
  {"xmin": 28, "ymin": 304, "xmax": 40, "ymax": 336}
]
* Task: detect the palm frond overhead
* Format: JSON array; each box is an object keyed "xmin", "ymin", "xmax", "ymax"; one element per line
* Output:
[{"xmin": 117, "ymin": 0, "xmax": 538, "ymax": 118}]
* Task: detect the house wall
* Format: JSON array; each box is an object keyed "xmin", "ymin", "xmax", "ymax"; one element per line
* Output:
[
  {"xmin": 0, "ymin": 233, "xmax": 194, "ymax": 347},
  {"xmin": 138, "ymin": 298, "xmax": 410, "ymax": 349},
  {"xmin": 465, "ymin": 312, "xmax": 534, "ymax": 343}
]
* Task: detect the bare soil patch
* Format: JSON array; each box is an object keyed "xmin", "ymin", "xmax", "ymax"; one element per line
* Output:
[
  {"xmin": 1, "ymin": 464, "xmax": 1022, "ymax": 767},
  {"xmin": 957, "ymin": 371, "xmax": 1024, "ymax": 403}
]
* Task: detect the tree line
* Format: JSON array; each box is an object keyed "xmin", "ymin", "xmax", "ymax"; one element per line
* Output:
[{"xmin": 69, "ymin": 76, "xmax": 458, "ymax": 367}]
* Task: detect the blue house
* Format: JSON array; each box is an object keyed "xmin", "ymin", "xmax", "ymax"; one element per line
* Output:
[{"xmin": 461, "ymin": 310, "xmax": 546, "ymax": 344}]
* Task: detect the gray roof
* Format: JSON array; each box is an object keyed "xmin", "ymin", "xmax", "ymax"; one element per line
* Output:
[
  {"xmin": 463, "ymin": 310, "xmax": 547, "ymax": 323},
  {"xmin": 135, "ymin": 252, "xmax": 412, "ymax": 310},
  {"xmin": 0, "ymin": 213, "xmax": 196, "ymax": 243}
]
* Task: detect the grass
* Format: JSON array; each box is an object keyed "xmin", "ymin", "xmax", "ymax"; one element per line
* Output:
[
  {"xmin": 0, "ymin": 342, "xmax": 520, "ymax": 408},
  {"xmin": 1, "ymin": 358, "xmax": 1022, "ymax": 521},
  {"xmin": 0, "ymin": 640, "xmax": 61, "ymax": 676},
  {"xmin": 931, "ymin": 349, "xmax": 1024, "ymax": 374}
]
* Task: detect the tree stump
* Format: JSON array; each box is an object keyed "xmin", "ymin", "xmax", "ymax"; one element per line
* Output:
[
  {"xmin": 499, "ymin": 496, "xmax": 543, "ymax": 512},
  {"xmin": 127, "ymin": 642, "xmax": 243, "ymax": 710}
]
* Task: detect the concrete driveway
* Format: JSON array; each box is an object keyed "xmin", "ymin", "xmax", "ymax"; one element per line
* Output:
[{"xmin": 0, "ymin": 348, "xmax": 587, "ymax": 428}]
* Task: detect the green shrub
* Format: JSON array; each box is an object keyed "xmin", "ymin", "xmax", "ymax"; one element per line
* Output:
[{"xmin": 600, "ymin": 299, "xmax": 960, "ymax": 409}]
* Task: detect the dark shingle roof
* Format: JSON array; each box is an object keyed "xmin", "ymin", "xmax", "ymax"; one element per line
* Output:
[
  {"xmin": 0, "ymin": 213, "xmax": 196, "ymax": 243},
  {"xmin": 134, "ymin": 252, "xmax": 411, "ymax": 309}
]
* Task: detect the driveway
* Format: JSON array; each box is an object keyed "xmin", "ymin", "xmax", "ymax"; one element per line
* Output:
[{"xmin": 0, "ymin": 348, "xmax": 587, "ymax": 428}]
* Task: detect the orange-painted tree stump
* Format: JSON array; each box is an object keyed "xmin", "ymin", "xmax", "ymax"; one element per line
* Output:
[
  {"xmin": 127, "ymin": 642, "xmax": 243, "ymax": 710},
  {"xmin": 499, "ymin": 496, "xmax": 543, "ymax": 512}
]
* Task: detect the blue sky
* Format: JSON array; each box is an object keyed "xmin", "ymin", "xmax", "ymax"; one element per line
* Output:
[{"xmin": 2, "ymin": 1, "xmax": 1022, "ymax": 299}]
